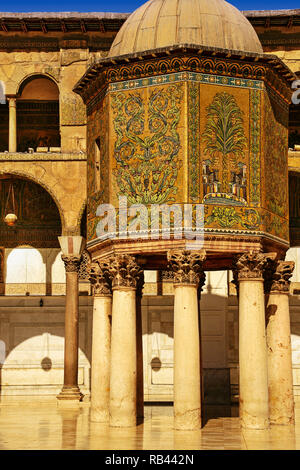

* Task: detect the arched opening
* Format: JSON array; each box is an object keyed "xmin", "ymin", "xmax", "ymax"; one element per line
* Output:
[
  {"xmin": 0, "ymin": 174, "xmax": 62, "ymax": 295},
  {"xmin": 289, "ymin": 71, "xmax": 300, "ymax": 150},
  {"xmin": 17, "ymin": 75, "xmax": 60, "ymax": 152},
  {"xmin": 0, "ymin": 174, "xmax": 61, "ymax": 249},
  {"xmin": 289, "ymin": 104, "xmax": 300, "ymax": 150},
  {"xmin": 289, "ymin": 171, "xmax": 300, "ymax": 247},
  {"xmin": 6, "ymin": 247, "xmax": 46, "ymax": 284},
  {"xmin": 0, "ymin": 80, "xmax": 8, "ymax": 151}
]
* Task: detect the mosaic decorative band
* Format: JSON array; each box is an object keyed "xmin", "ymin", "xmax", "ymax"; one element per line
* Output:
[
  {"xmin": 188, "ymin": 82, "xmax": 200, "ymax": 202},
  {"xmin": 249, "ymin": 89, "xmax": 261, "ymax": 206},
  {"xmin": 108, "ymin": 71, "xmax": 263, "ymax": 93},
  {"xmin": 87, "ymin": 203, "xmax": 289, "ymax": 245}
]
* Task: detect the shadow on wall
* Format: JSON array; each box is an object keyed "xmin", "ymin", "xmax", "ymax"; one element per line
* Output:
[
  {"xmin": 0, "ymin": 288, "xmax": 230, "ymax": 409},
  {"xmin": 0, "ymin": 245, "xmax": 91, "ymax": 398},
  {"xmin": 147, "ymin": 285, "xmax": 231, "ymax": 409},
  {"xmin": 0, "ymin": 300, "xmax": 92, "ymax": 400}
]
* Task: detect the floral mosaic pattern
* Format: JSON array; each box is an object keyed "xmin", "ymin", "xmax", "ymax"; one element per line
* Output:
[{"xmin": 111, "ymin": 84, "xmax": 183, "ymax": 204}]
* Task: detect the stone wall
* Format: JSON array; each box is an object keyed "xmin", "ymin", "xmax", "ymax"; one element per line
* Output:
[
  {"xmin": 0, "ymin": 296, "xmax": 92, "ymax": 397},
  {"xmin": 1, "ymin": 276, "xmax": 300, "ymax": 402},
  {"xmin": 0, "ymin": 153, "xmax": 87, "ymax": 234},
  {"xmin": 0, "ymin": 48, "xmax": 88, "ymax": 154}
]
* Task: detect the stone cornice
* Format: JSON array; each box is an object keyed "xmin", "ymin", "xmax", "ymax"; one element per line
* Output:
[
  {"xmin": 0, "ymin": 152, "xmax": 86, "ymax": 161},
  {"xmin": 0, "ymin": 13, "xmax": 128, "ymax": 36},
  {"xmin": 0, "ymin": 12, "xmax": 129, "ymax": 19},
  {"xmin": 244, "ymin": 9, "xmax": 300, "ymax": 18},
  {"xmin": 244, "ymin": 9, "xmax": 300, "ymax": 31}
]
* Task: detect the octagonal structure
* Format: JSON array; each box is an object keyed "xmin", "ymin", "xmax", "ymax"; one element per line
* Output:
[{"xmin": 74, "ymin": 1, "xmax": 295, "ymax": 270}]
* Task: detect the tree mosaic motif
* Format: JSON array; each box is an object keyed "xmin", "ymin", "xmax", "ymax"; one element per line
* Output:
[
  {"xmin": 202, "ymin": 92, "xmax": 247, "ymax": 197},
  {"xmin": 112, "ymin": 84, "xmax": 183, "ymax": 204}
]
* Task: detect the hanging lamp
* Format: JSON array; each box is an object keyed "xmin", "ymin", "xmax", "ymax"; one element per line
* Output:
[{"xmin": 4, "ymin": 180, "xmax": 17, "ymax": 226}]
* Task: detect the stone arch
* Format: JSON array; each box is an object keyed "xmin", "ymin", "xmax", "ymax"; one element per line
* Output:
[
  {"xmin": 0, "ymin": 80, "xmax": 8, "ymax": 151},
  {"xmin": 0, "ymin": 169, "xmax": 65, "ymax": 232},
  {"xmin": 16, "ymin": 72, "xmax": 60, "ymax": 97},
  {"xmin": 5, "ymin": 67, "xmax": 60, "ymax": 97},
  {"xmin": 16, "ymin": 74, "xmax": 60, "ymax": 152}
]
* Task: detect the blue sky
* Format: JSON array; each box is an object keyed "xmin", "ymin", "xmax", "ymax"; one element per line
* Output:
[{"xmin": 0, "ymin": 0, "xmax": 299, "ymax": 13}]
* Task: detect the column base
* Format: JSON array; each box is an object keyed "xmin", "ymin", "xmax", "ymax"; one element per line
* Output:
[
  {"xmin": 174, "ymin": 410, "xmax": 201, "ymax": 431},
  {"xmin": 57, "ymin": 386, "xmax": 84, "ymax": 408},
  {"xmin": 270, "ymin": 416, "xmax": 295, "ymax": 426},
  {"xmin": 109, "ymin": 414, "xmax": 137, "ymax": 428},
  {"xmin": 240, "ymin": 418, "xmax": 269, "ymax": 430},
  {"xmin": 90, "ymin": 408, "xmax": 109, "ymax": 423}
]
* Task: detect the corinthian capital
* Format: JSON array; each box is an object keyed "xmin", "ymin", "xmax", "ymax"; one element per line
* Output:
[
  {"xmin": 234, "ymin": 251, "xmax": 277, "ymax": 281},
  {"xmin": 167, "ymin": 250, "xmax": 206, "ymax": 286},
  {"xmin": 108, "ymin": 254, "xmax": 143, "ymax": 289},
  {"xmin": 89, "ymin": 259, "xmax": 112, "ymax": 296},
  {"xmin": 266, "ymin": 260, "xmax": 295, "ymax": 294},
  {"xmin": 136, "ymin": 271, "xmax": 145, "ymax": 298},
  {"xmin": 61, "ymin": 254, "xmax": 82, "ymax": 273}
]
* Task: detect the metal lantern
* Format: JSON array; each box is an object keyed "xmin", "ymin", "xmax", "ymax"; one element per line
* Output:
[
  {"xmin": 4, "ymin": 213, "xmax": 18, "ymax": 226},
  {"xmin": 4, "ymin": 181, "xmax": 17, "ymax": 227}
]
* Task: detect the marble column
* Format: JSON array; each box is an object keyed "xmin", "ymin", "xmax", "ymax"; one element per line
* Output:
[
  {"xmin": 89, "ymin": 259, "xmax": 112, "ymax": 422},
  {"xmin": 168, "ymin": 249, "xmax": 206, "ymax": 430},
  {"xmin": 8, "ymin": 97, "xmax": 17, "ymax": 153},
  {"xmin": 136, "ymin": 273, "xmax": 145, "ymax": 420},
  {"xmin": 266, "ymin": 260, "xmax": 295, "ymax": 425},
  {"xmin": 109, "ymin": 254, "xmax": 142, "ymax": 427},
  {"xmin": 0, "ymin": 247, "xmax": 4, "ymax": 295},
  {"xmin": 57, "ymin": 254, "xmax": 83, "ymax": 404},
  {"xmin": 235, "ymin": 251, "xmax": 276, "ymax": 429}
]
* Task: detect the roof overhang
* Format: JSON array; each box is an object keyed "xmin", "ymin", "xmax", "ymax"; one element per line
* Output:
[{"xmin": 73, "ymin": 42, "xmax": 297, "ymax": 97}]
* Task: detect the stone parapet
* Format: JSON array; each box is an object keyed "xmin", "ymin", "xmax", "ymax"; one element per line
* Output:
[{"xmin": 0, "ymin": 152, "xmax": 86, "ymax": 161}]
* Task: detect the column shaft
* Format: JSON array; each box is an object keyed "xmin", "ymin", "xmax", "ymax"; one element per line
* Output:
[
  {"xmin": 174, "ymin": 284, "xmax": 201, "ymax": 430},
  {"xmin": 266, "ymin": 291, "xmax": 294, "ymax": 424},
  {"xmin": 8, "ymin": 97, "xmax": 17, "ymax": 153},
  {"xmin": 90, "ymin": 294, "xmax": 112, "ymax": 422},
  {"xmin": 64, "ymin": 271, "xmax": 79, "ymax": 386},
  {"xmin": 136, "ymin": 292, "xmax": 144, "ymax": 419},
  {"xmin": 110, "ymin": 288, "xmax": 137, "ymax": 427},
  {"xmin": 57, "ymin": 255, "xmax": 83, "ymax": 403},
  {"xmin": 239, "ymin": 279, "xmax": 269, "ymax": 429}
]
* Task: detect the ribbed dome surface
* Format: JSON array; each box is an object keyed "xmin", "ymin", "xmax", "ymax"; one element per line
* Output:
[{"xmin": 108, "ymin": 0, "xmax": 263, "ymax": 57}]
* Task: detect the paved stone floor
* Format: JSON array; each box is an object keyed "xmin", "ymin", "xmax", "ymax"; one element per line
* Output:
[{"xmin": 0, "ymin": 398, "xmax": 300, "ymax": 450}]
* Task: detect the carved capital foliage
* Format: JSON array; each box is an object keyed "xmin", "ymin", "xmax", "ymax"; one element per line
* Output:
[
  {"xmin": 167, "ymin": 250, "xmax": 206, "ymax": 286},
  {"xmin": 61, "ymin": 254, "xmax": 82, "ymax": 273},
  {"xmin": 234, "ymin": 251, "xmax": 277, "ymax": 281},
  {"xmin": 266, "ymin": 260, "xmax": 295, "ymax": 294},
  {"xmin": 199, "ymin": 271, "xmax": 207, "ymax": 293},
  {"xmin": 78, "ymin": 250, "xmax": 91, "ymax": 281},
  {"xmin": 136, "ymin": 271, "xmax": 145, "ymax": 298},
  {"xmin": 108, "ymin": 254, "xmax": 143, "ymax": 290},
  {"xmin": 89, "ymin": 259, "xmax": 112, "ymax": 296},
  {"xmin": 161, "ymin": 270, "xmax": 174, "ymax": 282}
]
